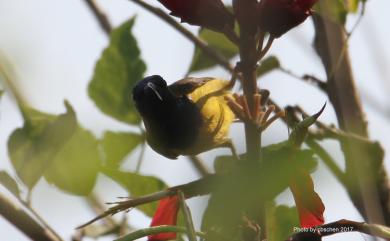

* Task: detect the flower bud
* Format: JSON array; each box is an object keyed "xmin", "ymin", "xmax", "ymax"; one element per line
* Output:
[
  {"xmin": 257, "ymin": 0, "xmax": 318, "ymax": 37},
  {"xmin": 158, "ymin": 0, "xmax": 235, "ymax": 32}
]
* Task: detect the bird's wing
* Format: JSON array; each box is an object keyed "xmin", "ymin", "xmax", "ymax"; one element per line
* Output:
[{"xmin": 168, "ymin": 77, "xmax": 214, "ymax": 97}]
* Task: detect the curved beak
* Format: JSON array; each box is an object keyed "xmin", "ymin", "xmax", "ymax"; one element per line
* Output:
[{"xmin": 146, "ymin": 82, "xmax": 163, "ymax": 101}]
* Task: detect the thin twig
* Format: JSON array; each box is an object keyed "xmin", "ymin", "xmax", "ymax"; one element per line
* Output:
[
  {"xmin": 278, "ymin": 67, "xmax": 328, "ymax": 93},
  {"xmin": 86, "ymin": 193, "xmax": 117, "ymax": 228},
  {"xmin": 280, "ymin": 67, "xmax": 390, "ymax": 122},
  {"xmin": 305, "ymin": 138, "xmax": 347, "ymax": 185},
  {"xmin": 129, "ymin": 0, "xmax": 233, "ymax": 72},
  {"xmin": 286, "ymin": 219, "xmax": 390, "ymax": 241},
  {"xmin": 256, "ymin": 36, "xmax": 274, "ymax": 61},
  {"xmin": 178, "ymin": 191, "xmax": 197, "ymax": 241},
  {"xmin": 0, "ymin": 193, "xmax": 61, "ymax": 241},
  {"xmin": 188, "ymin": 156, "xmax": 210, "ymax": 177},
  {"xmin": 84, "ymin": 0, "xmax": 112, "ymax": 34},
  {"xmin": 77, "ymin": 175, "xmax": 219, "ymax": 229},
  {"xmin": 114, "ymin": 225, "xmax": 206, "ymax": 241},
  {"xmin": 293, "ymin": 105, "xmax": 373, "ymax": 144},
  {"xmin": 0, "ymin": 161, "xmax": 63, "ymax": 240},
  {"xmin": 135, "ymin": 142, "xmax": 146, "ymax": 173}
]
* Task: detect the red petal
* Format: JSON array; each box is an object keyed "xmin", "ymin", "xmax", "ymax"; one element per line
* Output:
[
  {"xmin": 157, "ymin": 0, "xmax": 234, "ymax": 31},
  {"xmin": 257, "ymin": 0, "xmax": 318, "ymax": 37},
  {"xmin": 148, "ymin": 196, "xmax": 180, "ymax": 241},
  {"xmin": 290, "ymin": 171, "xmax": 325, "ymax": 228}
]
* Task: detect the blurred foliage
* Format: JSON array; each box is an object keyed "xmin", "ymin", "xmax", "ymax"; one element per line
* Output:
[
  {"xmin": 8, "ymin": 102, "xmax": 79, "ymax": 190},
  {"xmin": 0, "ymin": 171, "xmax": 21, "ymax": 199},
  {"xmin": 315, "ymin": 0, "xmax": 366, "ymax": 25},
  {"xmin": 204, "ymin": 142, "xmax": 317, "ymax": 241},
  {"xmin": 188, "ymin": 28, "xmax": 238, "ymax": 73},
  {"xmin": 266, "ymin": 203, "xmax": 300, "ymax": 241},
  {"xmin": 88, "ymin": 17, "xmax": 145, "ymax": 124},
  {"xmin": 101, "ymin": 131, "xmax": 142, "ymax": 168},
  {"xmin": 257, "ymin": 56, "xmax": 280, "ymax": 77},
  {"xmin": 43, "ymin": 127, "xmax": 101, "ymax": 195},
  {"xmin": 3, "ymin": 17, "xmax": 166, "ymax": 220},
  {"xmin": 0, "ymin": 1, "xmax": 377, "ymax": 239},
  {"xmin": 103, "ymin": 168, "xmax": 166, "ymax": 216}
]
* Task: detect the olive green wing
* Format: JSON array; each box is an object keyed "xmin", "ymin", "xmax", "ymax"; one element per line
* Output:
[{"xmin": 168, "ymin": 77, "xmax": 214, "ymax": 97}]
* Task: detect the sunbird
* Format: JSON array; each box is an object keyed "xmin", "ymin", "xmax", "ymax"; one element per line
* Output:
[{"xmin": 132, "ymin": 75, "xmax": 235, "ymax": 159}]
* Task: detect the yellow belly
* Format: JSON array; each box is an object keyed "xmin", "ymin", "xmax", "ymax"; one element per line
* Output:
[{"xmin": 184, "ymin": 79, "xmax": 235, "ymax": 154}]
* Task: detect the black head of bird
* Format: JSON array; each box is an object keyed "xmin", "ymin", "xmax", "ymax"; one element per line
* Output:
[
  {"xmin": 132, "ymin": 75, "xmax": 235, "ymax": 159},
  {"xmin": 133, "ymin": 75, "xmax": 174, "ymax": 118}
]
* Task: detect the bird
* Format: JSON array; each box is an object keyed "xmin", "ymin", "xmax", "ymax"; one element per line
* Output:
[{"xmin": 132, "ymin": 75, "xmax": 236, "ymax": 159}]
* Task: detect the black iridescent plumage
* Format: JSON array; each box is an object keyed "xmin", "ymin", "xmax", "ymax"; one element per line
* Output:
[{"xmin": 133, "ymin": 75, "xmax": 203, "ymax": 159}]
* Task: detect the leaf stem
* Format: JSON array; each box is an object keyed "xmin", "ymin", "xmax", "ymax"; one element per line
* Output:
[
  {"xmin": 135, "ymin": 141, "xmax": 146, "ymax": 173},
  {"xmin": 188, "ymin": 156, "xmax": 210, "ymax": 177},
  {"xmin": 286, "ymin": 219, "xmax": 390, "ymax": 241},
  {"xmin": 84, "ymin": 0, "xmax": 112, "ymax": 34},
  {"xmin": 0, "ymin": 193, "xmax": 61, "ymax": 241},
  {"xmin": 178, "ymin": 191, "xmax": 197, "ymax": 241},
  {"xmin": 114, "ymin": 225, "xmax": 206, "ymax": 241},
  {"xmin": 129, "ymin": 0, "xmax": 234, "ymax": 72},
  {"xmin": 305, "ymin": 138, "xmax": 347, "ymax": 185}
]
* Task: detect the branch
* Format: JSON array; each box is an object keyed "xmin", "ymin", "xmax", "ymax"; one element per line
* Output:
[
  {"xmin": 188, "ymin": 156, "xmax": 211, "ymax": 176},
  {"xmin": 85, "ymin": 0, "xmax": 236, "ymax": 74},
  {"xmin": 293, "ymin": 105, "xmax": 373, "ymax": 144},
  {"xmin": 267, "ymin": 100, "xmax": 350, "ymax": 189},
  {"xmin": 305, "ymin": 138, "xmax": 347, "ymax": 186},
  {"xmin": 77, "ymin": 175, "xmax": 219, "ymax": 229},
  {"xmin": 0, "ymin": 193, "xmax": 61, "ymax": 241},
  {"xmin": 129, "ymin": 0, "xmax": 233, "ymax": 72},
  {"xmin": 286, "ymin": 219, "xmax": 390, "ymax": 241},
  {"xmin": 84, "ymin": 0, "xmax": 112, "ymax": 34},
  {"xmin": 114, "ymin": 225, "xmax": 206, "ymax": 241},
  {"xmin": 178, "ymin": 191, "xmax": 197, "ymax": 241},
  {"xmin": 278, "ymin": 68, "xmax": 328, "ymax": 93},
  {"xmin": 313, "ymin": 5, "xmax": 389, "ymax": 225}
]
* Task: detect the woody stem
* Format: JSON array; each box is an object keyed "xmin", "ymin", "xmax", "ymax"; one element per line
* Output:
[{"xmin": 238, "ymin": 28, "xmax": 261, "ymax": 161}]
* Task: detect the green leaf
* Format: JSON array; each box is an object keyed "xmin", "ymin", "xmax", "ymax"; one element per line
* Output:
[
  {"xmin": 0, "ymin": 89, "xmax": 3, "ymax": 99},
  {"xmin": 201, "ymin": 192, "xmax": 242, "ymax": 241},
  {"xmin": 188, "ymin": 28, "xmax": 238, "ymax": 73},
  {"xmin": 44, "ymin": 127, "xmax": 101, "ymax": 195},
  {"xmin": 214, "ymin": 155, "xmax": 238, "ymax": 174},
  {"xmin": 266, "ymin": 203, "xmax": 299, "ymax": 241},
  {"xmin": 88, "ymin": 17, "xmax": 146, "ymax": 124},
  {"xmin": 257, "ymin": 56, "xmax": 280, "ymax": 77},
  {"xmin": 347, "ymin": 0, "xmax": 360, "ymax": 13},
  {"xmin": 101, "ymin": 131, "xmax": 143, "ymax": 168},
  {"xmin": 0, "ymin": 171, "xmax": 21, "ymax": 198},
  {"xmin": 202, "ymin": 144, "xmax": 317, "ymax": 241},
  {"xmin": 288, "ymin": 104, "xmax": 326, "ymax": 148},
  {"xmin": 8, "ymin": 102, "xmax": 78, "ymax": 189},
  {"xmin": 262, "ymin": 142, "xmax": 318, "ymax": 173},
  {"xmin": 103, "ymin": 168, "xmax": 166, "ymax": 216}
]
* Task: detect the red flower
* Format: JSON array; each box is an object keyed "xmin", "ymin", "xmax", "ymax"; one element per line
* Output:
[
  {"xmin": 148, "ymin": 196, "xmax": 180, "ymax": 241},
  {"xmin": 257, "ymin": 0, "xmax": 318, "ymax": 37},
  {"xmin": 290, "ymin": 170, "xmax": 325, "ymax": 228},
  {"xmin": 157, "ymin": 0, "xmax": 234, "ymax": 31}
]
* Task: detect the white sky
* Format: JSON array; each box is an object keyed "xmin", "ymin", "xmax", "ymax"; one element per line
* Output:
[{"xmin": 1, "ymin": 0, "xmax": 390, "ymax": 240}]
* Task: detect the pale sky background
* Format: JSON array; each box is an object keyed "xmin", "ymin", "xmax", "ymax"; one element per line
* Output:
[{"xmin": 0, "ymin": 0, "xmax": 390, "ymax": 241}]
